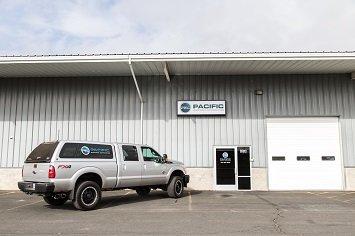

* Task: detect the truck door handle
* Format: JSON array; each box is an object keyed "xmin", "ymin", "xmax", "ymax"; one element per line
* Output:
[
  {"xmin": 143, "ymin": 164, "xmax": 147, "ymax": 169},
  {"xmin": 123, "ymin": 164, "xmax": 126, "ymax": 170}
]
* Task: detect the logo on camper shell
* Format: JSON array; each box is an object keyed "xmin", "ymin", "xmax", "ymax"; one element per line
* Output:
[
  {"xmin": 81, "ymin": 146, "xmax": 91, "ymax": 155},
  {"xmin": 180, "ymin": 103, "xmax": 191, "ymax": 113}
]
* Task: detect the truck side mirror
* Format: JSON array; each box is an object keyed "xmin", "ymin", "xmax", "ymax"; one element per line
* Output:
[{"xmin": 162, "ymin": 154, "xmax": 168, "ymax": 162}]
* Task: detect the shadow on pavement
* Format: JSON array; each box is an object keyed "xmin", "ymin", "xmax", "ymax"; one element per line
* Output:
[{"xmin": 44, "ymin": 190, "xmax": 202, "ymax": 211}]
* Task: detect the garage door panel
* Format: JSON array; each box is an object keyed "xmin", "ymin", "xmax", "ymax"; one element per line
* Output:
[
  {"xmin": 269, "ymin": 164, "xmax": 342, "ymax": 190},
  {"xmin": 267, "ymin": 117, "xmax": 343, "ymax": 190}
]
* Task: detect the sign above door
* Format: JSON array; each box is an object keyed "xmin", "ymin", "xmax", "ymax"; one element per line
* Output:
[{"xmin": 177, "ymin": 100, "xmax": 226, "ymax": 116}]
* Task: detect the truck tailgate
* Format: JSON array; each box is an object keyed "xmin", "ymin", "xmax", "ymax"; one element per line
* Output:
[{"xmin": 22, "ymin": 163, "xmax": 50, "ymax": 182}]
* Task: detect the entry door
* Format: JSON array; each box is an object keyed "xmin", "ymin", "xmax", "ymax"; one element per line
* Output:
[
  {"xmin": 214, "ymin": 146, "xmax": 251, "ymax": 190},
  {"xmin": 237, "ymin": 147, "xmax": 251, "ymax": 190},
  {"xmin": 267, "ymin": 117, "xmax": 343, "ymax": 190}
]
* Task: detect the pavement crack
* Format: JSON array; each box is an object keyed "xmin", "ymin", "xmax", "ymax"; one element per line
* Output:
[
  {"xmin": 255, "ymin": 194, "xmax": 286, "ymax": 234},
  {"xmin": 273, "ymin": 207, "xmax": 285, "ymax": 234}
]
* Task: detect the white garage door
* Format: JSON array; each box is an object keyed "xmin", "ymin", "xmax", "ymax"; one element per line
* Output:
[{"xmin": 267, "ymin": 117, "xmax": 343, "ymax": 190}]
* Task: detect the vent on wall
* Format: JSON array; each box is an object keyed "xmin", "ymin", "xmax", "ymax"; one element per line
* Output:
[
  {"xmin": 322, "ymin": 156, "xmax": 335, "ymax": 161},
  {"xmin": 272, "ymin": 156, "xmax": 285, "ymax": 161},
  {"xmin": 297, "ymin": 156, "xmax": 310, "ymax": 161}
]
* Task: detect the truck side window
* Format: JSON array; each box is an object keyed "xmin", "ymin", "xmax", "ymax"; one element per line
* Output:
[
  {"xmin": 60, "ymin": 143, "xmax": 113, "ymax": 159},
  {"xmin": 141, "ymin": 147, "xmax": 161, "ymax": 162},
  {"xmin": 59, "ymin": 143, "xmax": 77, "ymax": 158},
  {"xmin": 122, "ymin": 145, "xmax": 139, "ymax": 161},
  {"xmin": 25, "ymin": 142, "xmax": 59, "ymax": 163}
]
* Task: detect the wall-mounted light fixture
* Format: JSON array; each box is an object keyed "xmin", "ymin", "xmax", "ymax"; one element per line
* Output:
[{"xmin": 254, "ymin": 89, "xmax": 263, "ymax": 95}]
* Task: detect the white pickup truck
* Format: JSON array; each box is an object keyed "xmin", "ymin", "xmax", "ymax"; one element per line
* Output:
[{"xmin": 18, "ymin": 141, "xmax": 189, "ymax": 210}]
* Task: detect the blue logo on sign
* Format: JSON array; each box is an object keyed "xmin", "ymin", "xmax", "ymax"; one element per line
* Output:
[
  {"xmin": 180, "ymin": 103, "xmax": 191, "ymax": 113},
  {"xmin": 222, "ymin": 152, "xmax": 228, "ymax": 159},
  {"xmin": 81, "ymin": 146, "xmax": 90, "ymax": 155}
]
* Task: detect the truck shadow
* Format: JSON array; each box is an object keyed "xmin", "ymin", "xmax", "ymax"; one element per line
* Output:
[
  {"xmin": 99, "ymin": 190, "xmax": 202, "ymax": 209},
  {"xmin": 45, "ymin": 190, "xmax": 202, "ymax": 211}
]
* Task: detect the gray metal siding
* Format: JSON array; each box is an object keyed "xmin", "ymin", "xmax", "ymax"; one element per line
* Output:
[{"xmin": 0, "ymin": 74, "xmax": 354, "ymax": 168}]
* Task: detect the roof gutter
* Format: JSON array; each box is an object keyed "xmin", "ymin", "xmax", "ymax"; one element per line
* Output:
[{"xmin": 2, "ymin": 52, "xmax": 355, "ymax": 64}]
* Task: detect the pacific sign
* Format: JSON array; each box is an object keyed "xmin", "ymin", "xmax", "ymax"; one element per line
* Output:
[{"xmin": 177, "ymin": 100, "xmax": 226, "ymax": 116}]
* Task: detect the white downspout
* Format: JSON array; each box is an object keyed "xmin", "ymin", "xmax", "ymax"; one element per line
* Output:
[{"xmin": 128, "ymin": 57, "xmax": 144, "ymax": 144}]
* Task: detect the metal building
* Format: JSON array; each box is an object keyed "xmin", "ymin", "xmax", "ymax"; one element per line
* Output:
[{"xmin": 1, "ymin": 52, "xmax": 355, "ymax": 191}]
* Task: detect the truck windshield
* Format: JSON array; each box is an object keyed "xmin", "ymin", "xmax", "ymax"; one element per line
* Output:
[{"xmin": 25, "ymin": 142, "xmax": 59, "ymax": 163}]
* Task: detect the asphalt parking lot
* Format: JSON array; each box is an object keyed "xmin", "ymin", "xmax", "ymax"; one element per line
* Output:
[{"xmin": 1, "ymin": 190, "xmax": 355, "ymax": 235}]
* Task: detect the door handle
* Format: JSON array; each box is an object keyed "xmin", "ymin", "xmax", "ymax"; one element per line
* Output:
[
  {"xmin": 123, "ymin": 164, "xmax": 126, "ymax": 170},
  {"xmin": 143, "ymin": 164, "xmax": 147, "ymax": 169}
]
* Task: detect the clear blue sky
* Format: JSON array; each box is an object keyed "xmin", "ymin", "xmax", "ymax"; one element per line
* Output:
[{"xmin": 0, "ymin": 0, "xmax": 354, "ymax": 55}]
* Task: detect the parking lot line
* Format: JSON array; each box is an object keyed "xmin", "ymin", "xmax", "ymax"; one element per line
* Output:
[
  {"xmin": 306, "ymin": 191, "xmax": 355, "ymax": 204},
  {"xmin": 188, "ymin": 191, "xmax": 192, "ymax": 211},
  {"xmin": 0, "ymin": 192, "xmax": 15, "ymax": 196},
  {"xmin": 6, "ymin": 199, "xmax": 43, "ymax": 211},
  {"xmin": 340, "ymin": 192, "xmax": 355, "ymax": 196}
]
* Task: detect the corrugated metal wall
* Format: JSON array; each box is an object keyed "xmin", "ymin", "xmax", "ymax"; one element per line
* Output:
[
  {"xmin": 0, "ymin": 74, "xmax": 354, "ymax": 168},
  {"xmin": 0, "ymin": 77, "xmax": 141, "ymax": 168}
]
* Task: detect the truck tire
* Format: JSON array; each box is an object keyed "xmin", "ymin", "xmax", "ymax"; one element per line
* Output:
[
  {"xmin": 136, "ymin": 187, "xmax": 151, "ymax": 196},
  {"xmin": 43, "ymin": 195, "xmax": 68, "ymax": 206},
  {"xmin": 167, "ymin": 176, "xmax": 184, "ymax": 198},
  {"xmin": 73, "ymin": 181, "xmax": 101, "ymax": 211}
]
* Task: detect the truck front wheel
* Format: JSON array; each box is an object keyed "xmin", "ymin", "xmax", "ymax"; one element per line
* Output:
[
  {"xmin": 73, "ymin": 181, "xmax": 101, "ymax": 211},
  {"xmin": 167, "ymin": 176, "xmax": 184, "ymax": 198}
]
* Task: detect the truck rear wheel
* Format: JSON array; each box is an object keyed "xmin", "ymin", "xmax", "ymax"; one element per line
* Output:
[
  {"xmin": 136, "ymin": 187, "xmax": 151, "ymax": 196},
  {"xmin": 43, "ymin": 195, "xmax": 68, "ymax": 206},
  {"xmin": 167, "ymin": 176, "xmax": 184, "ymax": 198},
  {"xmin": 73, "ymin": 181, "xmax": 101, "ymax": 211}
]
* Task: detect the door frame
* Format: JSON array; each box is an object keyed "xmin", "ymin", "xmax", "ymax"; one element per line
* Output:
[{"xmin": 213, "ymin": 145, "xmax": 252, "ymax": 191}]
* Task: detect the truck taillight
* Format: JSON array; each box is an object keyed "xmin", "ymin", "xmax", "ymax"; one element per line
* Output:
[
  {"xmin": 21, "ymin": 167, "xmax": 24, "ymax": 177},
  {"xmin": 48, "ymin": 165, "xmax": 56, "ymax": 178}
]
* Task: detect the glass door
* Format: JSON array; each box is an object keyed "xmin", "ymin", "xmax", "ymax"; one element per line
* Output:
[
  {"xmin": 214, "ymin": 146, "xmax": 252, "ymax": 190},
  {"xmin": 237, "ymin": 147, "xmax": 251, "ymax": 190},
  {"xmin": 214, "ymin": 147, "xmax": 237, "ymax": 190}
]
